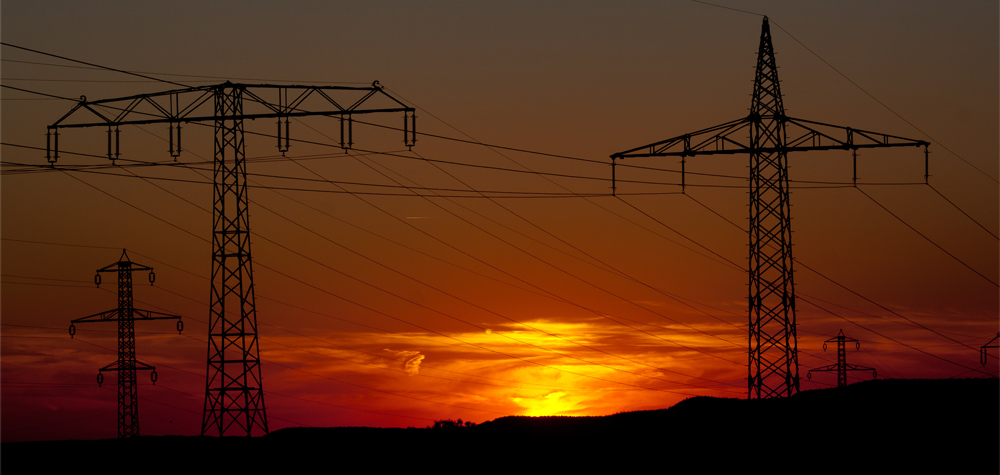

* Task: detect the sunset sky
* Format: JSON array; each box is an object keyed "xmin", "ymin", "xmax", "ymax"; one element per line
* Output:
[{"xmin": 2, "ymin": 1, "xmax": 997, "ymax": 441}]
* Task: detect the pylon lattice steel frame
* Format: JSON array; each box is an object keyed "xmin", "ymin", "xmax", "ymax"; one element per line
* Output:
[
  {"xmin": 69, "ymin": 249, "xmax": 182, "ymax": 438},
  {"xmin": 48, "ymin": 81, "xmax": 415, "ymax": 436},
  {"xmin": 611, "ymin": 17, "xmax": 928, "ymax": 399},
  {"xmin": 807, "ymin": 329, "xmax": 876, "ymax": 388}
]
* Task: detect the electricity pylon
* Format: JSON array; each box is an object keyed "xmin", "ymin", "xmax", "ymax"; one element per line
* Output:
[
  {"xmin": 807, "ymin": 330, "xmax": 876, "ymax": 388},
  {"xmin": 981, "ymin": 332, "xmax": 999, "ymax": 366},
  {"xmin": 611, "ymin": 17, "xmax": 928, "ymax": 399},
  {"xmin": 68, "ymin": 249, "xmax": 183, "ymax": 438},
  {"xmin": 47, "ymin": 81, "xmax": 416, "ymax": 436}
]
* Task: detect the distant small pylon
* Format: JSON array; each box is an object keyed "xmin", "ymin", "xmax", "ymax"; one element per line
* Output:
[
  {"xmin": 68, "ymin": 249, "xmax": 183, "ymax": 438},
  {"xmin": 981, "ymin": 332, "xmax": 999, "ymax": 366},
  {"xmin": 807, "ymin": 330, "xmax": 876, "ymax": 388}
]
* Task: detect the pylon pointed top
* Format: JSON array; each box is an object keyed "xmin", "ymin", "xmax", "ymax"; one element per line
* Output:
[
  {"xmin": 98, "ymin": 248, "xmax": 151, "ymax": 273},
  {"xmin": 759, "ymin": 16, "xmax": 772, "ymax": 40}
]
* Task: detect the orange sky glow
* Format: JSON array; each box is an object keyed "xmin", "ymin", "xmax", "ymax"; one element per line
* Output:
[{"xmin": 2, "ymin": 1, "xmax": 997, "ymax": 441}]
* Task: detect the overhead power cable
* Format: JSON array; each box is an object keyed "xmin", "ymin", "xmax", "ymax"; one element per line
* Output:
[
  {"xmin": 81, "ymin": 156, "xmax": 738, "ymax": 395},
  {"xmin": 682, "ymin": 189, "xmax": 995, "ymax": 347},
  {"xmin": 358, "ymin": 148, "xmax": 745, "ymax": 334},
  {"xmin": 679, "ymin": 189, "xmax": 996, "ymax": 354},
  {"xmin": 925, "ymin": 184, "xmax": 999, "ymax": 240},
  {"xmin": 1, "ymin": 42, "xmax": 189, "ymax": 88},
  {"xmin": 857, "ymin": 187, "xmax": 998, "ymax": 287},
  {"xmin": 798, "ymin": 296, "xmax": 990, "ymax": 376},
  {"xmin": 672, "ymin": 5, "xmax": 997, "ymax": 183}
]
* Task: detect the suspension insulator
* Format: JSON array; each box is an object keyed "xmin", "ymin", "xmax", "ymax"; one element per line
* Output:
[
  {"xmin": 403, "ymin": 111, "xmax": 417, "ymax": 149},
  {"xmin": 94, "ymin": 274, "xmax": 101, "ymax": 287},
  {"xmin": 114, "ymin": 127, "xmax": 120, "ymax": 163},
  {"xmin": 855, "ymin": 341, "xmax": 860, "ymax": 350},
  {"xmin": 149, "ymin": 271, "xmax": 155, "ymax": 285},
  {"xmin": 807, "ymin": 371, "xmax": 812, "ymax": 380},
  {"xmin": 176, "ymin": 320, "xmax": 184, "ymax": 333},
  {"xmin": 69, "ymin": 324, "xmax": 76, "ymax": 339},
  {"xmin": 872, "ymin": 370, "xmax": 877, "ymax": 378},
  {"xmin": 46, "ymin": 129, "xmax": 57, "ymax": 164},
  {"xmin": 277, "ymin": 118, "xmax": 290, "ymax": 154},
  {"xmin": 169, "ymin": 122, "xmax": 182, "ymax": 159},
  {"xmin": 150, "ymin": 371, "xmax": 158, "ymax": 385},
  {"xmin": 97, "ymin": 373, "xmax": 104, "ymax": 387},
  {"xmin": 822, "ymin": 343, "xmax": 827, "ymax": 352}
]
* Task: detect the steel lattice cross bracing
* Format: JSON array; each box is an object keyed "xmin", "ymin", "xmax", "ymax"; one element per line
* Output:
[
  {"xmin": 747, "ymin": 19, "xmax": 798, "ymax": 398},
  {"xmin": 610, "ymin": 17, "xmax": 928, "ymax": 399},
  {"xmin": 807, "ymin": 330, "xmax": 877, "ymax": 388},
  {"xmin": 48, "ymin": 81, "xmax": 416, "ymax": 436},
  {"xmin": 68, "ymin": 250, "xmax": 183, "ymax": 438}
]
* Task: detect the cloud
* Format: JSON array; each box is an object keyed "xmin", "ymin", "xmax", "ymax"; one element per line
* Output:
[
  {"xmin": 403, "ymin": 354, "xmax": 425, "ymax": 375},
  {"xmin": 384, "ymin": 349, "xmax": 425, "ymax": 376}
]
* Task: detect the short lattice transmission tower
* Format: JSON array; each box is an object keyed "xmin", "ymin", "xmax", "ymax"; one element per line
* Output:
[
  {"xmin": 47, "ymin": 81, "xmax": 416, "ymax": 436},
  {"xmin": 807, "ymin": 330, "xmax": 876, "ymax": 388},
  {"xmin": 68, "ymin": 249, "xmax": 183, "ymax": 438},
  {"xmin": 611, "ymin": 17, "xmax": 928, "ymax": 399}
]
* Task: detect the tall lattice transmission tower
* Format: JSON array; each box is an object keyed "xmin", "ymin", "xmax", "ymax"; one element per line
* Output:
[
  {"xmin": 807, "ymin": 329, "xmax": 876, "ymax": 388},
  {"xmin": 611, "ymin": 17, "xmax": 928, "ymax": 399},
  {"xmin": 48, "ymin": 81, "xmax": 416, "ymax": 436},
  {"xmin": 68, "ymin": 249, "xmax": 183, "ymax": 438}
]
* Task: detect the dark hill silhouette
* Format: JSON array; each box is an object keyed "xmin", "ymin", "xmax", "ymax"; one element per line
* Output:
[{"xmin": 4, "ymin": 378, "xmax": 996, "ymax": 471}]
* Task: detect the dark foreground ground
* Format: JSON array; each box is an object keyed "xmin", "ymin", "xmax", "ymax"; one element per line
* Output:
[{"xmin": 4, "ymin": 378, "xmax": 997, "ymax": 471}]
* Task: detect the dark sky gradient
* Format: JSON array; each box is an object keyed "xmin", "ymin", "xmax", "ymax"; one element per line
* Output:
[{"xmin": 2, "ymin": 1, "xmax": 997, "ymax": 441}]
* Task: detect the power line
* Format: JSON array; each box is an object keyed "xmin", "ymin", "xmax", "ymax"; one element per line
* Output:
[
  {"xmin": 76, "ymin": 159, "xmax": 737, "ymax": 395},
  {"xmin": 362, "ymin": 148, "xmax": 746, "ymax": 335},
  {"xmin": 798, "ymin": 296, "xmax": 990, "ymax": 376},
  {"xmin": 856, "ymin": 187, "xmax": 998, "ymax": 287},
  {"xmin": 344, "ymin": 149, "xmax": 746, "ymax": 364},
  {"xmin": 0, "ymin": 57, "xmax": 370, "ymax": 86},
  {"xmin": 925, "ymin": 184, "xmax": 999, "ymax": 240},
  {"xmin": 671, "ymin": 6, "xmax": 999, "ymax": 183},
  {"xmin": 116, "ymin": 146, "xmax": 746, "ymax": 388},
  {"xmin": 763, "ymin": 20, "xmax": 999, "ymax": 184},
  {"xmin": 679, "ymin": 188, "xmax": 996, "ymax": 355},
  {"xmin": 0, "ymin": 42, "xmax": 189, "ymax": 88}
]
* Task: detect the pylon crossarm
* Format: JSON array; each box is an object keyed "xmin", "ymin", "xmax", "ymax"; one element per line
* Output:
[
  {"xmin": 71, "ymin": 308, "xmax": 120, "ymax": 324},
  {"xmin": 611, "ymin": 116, "xmax": 751, "ymax": 159},
  {"xmin": 825, "ymin": 336, "xmax": 859, "ymax": 345},
  {"xmin": 784, "ymin": 117, "xmax": 929, "ymax": 151},
  {"xmin": 843, "ymin": 363, "xmax": 876, "ymax": 373},
  {"xmin": 97, "ymin": 263, "xmax": 152, "ymax": 274},
  {"xmin": 96, "ymin": 249, "xmax": 152, "ymax": 273},
  {"xmin": 99, "ymin": 361, "xmax": 120, "ymax": 371},
  {"xmin": 609, "ymin": 115, "xmax": 928, "ymax": 160},
  {"xmin": 809, "ymin": 365, "xmax": 839, "ymax": 373},
  {"xmin": 100, "ymin": 361, "xmax": 155, "ymax": 372},
  {"xmin": 48, "ymin": 83, "xmax": 414, "ymax": 129},
  {"xmin": 981, "ymin": 332, "xmax": 999, "ymax": 365},
  {"xmin": 133, "ymin": 309, "xmax": 183, "ymax": 322},
  {"xmin": 70, "ymin": 308, "xmax": 179, "ymax": 323},
  {"xmin": 983, "ymin": 332, "xmax": 999, "ymax": 348}
]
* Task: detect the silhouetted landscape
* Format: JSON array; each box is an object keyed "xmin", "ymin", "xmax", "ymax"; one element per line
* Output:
[{"xmin": 4, "ymin": 378, "xmax": 996, "ymax": 471}]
